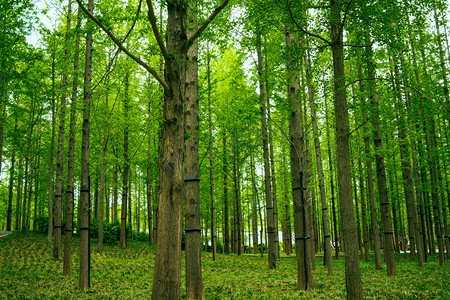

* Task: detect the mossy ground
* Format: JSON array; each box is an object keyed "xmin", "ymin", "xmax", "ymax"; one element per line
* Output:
[{"xmin": 0, "ymin": 232, "xmax": 448, "ymax": 299}]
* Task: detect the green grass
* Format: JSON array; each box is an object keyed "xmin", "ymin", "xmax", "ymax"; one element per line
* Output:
[{"xmin": 0, "ymin": 232, "xmax": 449, "ymax": 299}]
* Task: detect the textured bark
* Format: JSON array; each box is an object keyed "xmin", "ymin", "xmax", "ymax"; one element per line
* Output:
[
  {"xmin": 286, "ymin": 27, "xmax": 313, "ymax": 290},
  {"xmin": 365, "ymin": 39, "xmax": 396, "ymax": 276},
  {"xmin": 257, "ymin": 29, "xmax": 276, "ymax": 269},
  {"xmin": 184, "ymin": 10, "xmax": 204, "ymax": 297},
  {"xmin": 330, "ymin": 0, "xmax": 363, "ymax": 297},
  {"xmin": 53, "ymin": 2, "xmax": 71, "ymax": 259},
  {"xmin": 78, "ymin": 0, "xmax": 94, "ymax": 289},
  {"xmin": 151, "ymin": 2, "xmax": 186, "ymax": 297},
  {"xmin": 306, "ymin": 53, "xmax": 333, "ymax": 275},
  {"xmin": 358, "ymin": 62, "xmax": 382, "ymax": 270}
]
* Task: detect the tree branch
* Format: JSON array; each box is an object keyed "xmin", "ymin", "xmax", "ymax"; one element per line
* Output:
[
  {"xmin": 338, "ymin": 0, "xmax": 354, "ymax": 40},
  {"xmin": 184, "ymin": 0, "xmax": 230, "ymax": 52},
  {"xmin": 287, "ymin": 5, "xmax": 332, "ymax": 47},
  {"xmin": 145, "ymin": 0, "xmax": 174, "ymax": 79},
  {"xmin": 75, "ymin": 0, "xmax": 169, "ymax": 90}
]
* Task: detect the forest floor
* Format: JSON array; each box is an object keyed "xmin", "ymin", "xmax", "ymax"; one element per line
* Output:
[{"xmin": 0, "ymin": 231, "xmax": 448, "ymax": 299}]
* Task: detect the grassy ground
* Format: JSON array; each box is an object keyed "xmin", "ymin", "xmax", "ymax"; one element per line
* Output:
[{"xmin": 0, "ymin": 232, "xmax": 448, "ymax": 299}]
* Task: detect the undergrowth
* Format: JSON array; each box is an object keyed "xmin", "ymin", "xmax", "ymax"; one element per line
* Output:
[{"xmin": 0, "ymin": 232, "xmax": 448, "ymax": 299}]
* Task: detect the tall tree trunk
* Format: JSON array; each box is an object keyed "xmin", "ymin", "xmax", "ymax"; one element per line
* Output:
[
  {"xmin": 78, "ymin": 0, "xmax": 94, "ymax": 288},
  {"xmin": 392, "ymin": 53, "xmax": 423, "ymax": 265},
  {"xmin": 147, "ymin": 96, "xmax": 153, "ymax": 245},
  {"xmin": 356, "ymin": 133, "xmax": 370, "ymax": 261},
  {"xmin": 223, "ymin": 134, "xmax": 230, "ymax": 254},
  {"xmin": 15, "ymin": 158, "xmax": 23, "ymax": 231},
  {"xmin": 113, "ymin": 164, "xmax": 118, "ymax": 223},
  {"xmin": 285, "ymin": 27, "xmax": 313, "ymax": 290},
  {"xmin": 6, "ymin": 152, "xmax": 15, "ymax": 231},
  {"xmin": 257, "ymin": 29, "xmax": 276, "ymax": 269},
  {"xmin": 184, "ymin": 8, "xmax": 204, "ymax": 297},
  {"xmin": 365, "ymin": 39, "xmax": 396, "ymax": 276},
  {"xmin": 98, "ymin": 83, "xmax": 108, "ymax": 253},
  {"xmin": 250, "ymin": 144, "xmax": 259, "ymax": 255},
  {"xmin": 282, "ymin": 144, "xmax": 292, "ymax": 255},
  {"xmin": 120, "ymin": 73, "xmax": 130, "ymax": 248},
  {"xmin": 151, "ymin": 2, "xmax": 187, "ymax": 297},
  {"xmin": 207, "ymin": 44, "xmax": 217, "ymax": 261},
  {"xmin": 358, "ymin": 61, "xmax": 382, "ymax": 270},
  {"xmin": 325, "ymin": 97, "xmax": 339, "ymax": 259},
  {"xmin": 62, "ymin": 13, "xmax": 79, "ymax": 268},
  {"xmin": 47, "ymin": 48, "xmax": 57, "ymax": 246},
  {"xmin": 265, "ymin": 47, "xmax": 279, "ymax": 259},
  {"xmin": 53, "ymin": 1, "xmax": 71, "ymax": 259},
  {"xmin": 330, "ymin": 0, "xmax": 363, "ymax": 297}
]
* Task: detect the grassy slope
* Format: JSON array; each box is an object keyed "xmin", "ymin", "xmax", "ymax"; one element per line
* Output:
[{"xmin": 0, "ymin": 232, "xmax": 448, "ymax": 299}]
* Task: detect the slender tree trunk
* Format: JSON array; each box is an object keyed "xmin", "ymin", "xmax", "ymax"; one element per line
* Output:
[
  {"xmin": 221, "ymin": 134, "xmax": 230, "ymax": 254},
  {"xmin": 120, "ymin": 73, "xmax": 130, "ymax": 248},
  {"xmin": 325, "ymin": 97, "xmax": 339, "ymax": 259},
  {"xmin": 256, "ymin": 29, "xmax": 276, "ymax": 269},
  {"xmin": 113, "ymin": 164, "xmax": 118, "ymax": 223},
  {"xmin": 392, "ymin": 53, "xmax": 423, "ymax": 264},
  {"xmin": 207, "ymin": 44, "xmax": 217, "ymax": 261},
  {"xmin": 6, "ymin": 152, "xmax": 15, "ymax": 231},
  {"xmin": 285, "ymin": 27, "xmax": 313, "ymax": 290},
  {"xmin": 250, "ymin": 145, "xmax": 259, "ymax": 255},
  {"xmin": 282, "ymin": 145, "xmax": 292, "ymax": 255},
  {"xmin": 53, "ymin": 2, "xmax": 71, "ymax": 259},
  {"xmin": 365, "ymin": 39, "xmax": 397, "ymax": 276},
  {"xmin": 47, "ymin": 49, "xmax": 56, "ymax": 246},
  {"xmin": 15, "ymin": 158, "xmax": 23, "ymax": 231},
  {"xmin": 98, "ymin": 84, "xmax": 108, "ymax": 253},
  {"xmin": 78, "ymin": 0, "xmax": 94, "ymax": 288},
  {"xmin": 305, "ymin": 52, "xmax": 333, "ymax": 273},
  {"xmin": 147, "ymin": 97, "xmax": 153, "ymax": 245},
  {"xmin": 330, "ymin": 0, "xmax": 363, "ymax": 297},
  {"xmin": 184, "ymin": 10, "xmax": 204, "ymax": 297},
  {"xmin": 358, "ymin": 61, "xmax": 382, "ymax": 270},
  {"xmin": 356, "ymin": 133, "xmax": 370, "ymax": 262}
]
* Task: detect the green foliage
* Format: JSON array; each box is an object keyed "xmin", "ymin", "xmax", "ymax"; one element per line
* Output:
[{"xmin": 0, "ymin": 233, "xmax": 449, "ymax": 299}]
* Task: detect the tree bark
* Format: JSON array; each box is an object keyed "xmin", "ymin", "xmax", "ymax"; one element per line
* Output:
[
  {"xmin": 184, "ymin": 8, "xmax": 204, "ymax": 297},
  {"xmin": 286, "ymin": 27, "xmax": 313, "ymax": 290},
  {"xmin": 305, "ymin": 52, "xmax": 332, "ymax": 274},
  {"xmin": 53, "ymin": 1, "xmax": 71, "ymax": 259},
  {"xmin": 358, "ymin": 61, "xmax": 382, "ymax": 270},
  {"xmin": 257, "ymin": 29, "xmax": 276, "ymax": 269},
  {"xmin": 330, "ymin": 0, "xmax": 363, "ymax": 297},
  {"xmin": 365, "ymin": 38, "xmax": 397, "ymax": 276},
  {"xmin": 78, "ymin": 0, "xmax": 94, "ymax": 289}
]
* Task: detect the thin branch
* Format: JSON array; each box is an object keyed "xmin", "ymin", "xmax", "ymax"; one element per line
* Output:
[
  {"xmin": 184, "ymin": 0, "xmax": 230, "ymax": 52},
  {"xmin": 287, "ymin": 5, "xmax": 331, "ymax": 47},
  {"xmin": 338, "ymin": 0, "xmax": 354, "ymax": 40},
  {"xmin": 145, "ymin": 0, "xmax": 174, "ymax": 79},
  {"xmin": 75, "ymin": 0, "xmax": 169, "ymax": 90}
]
